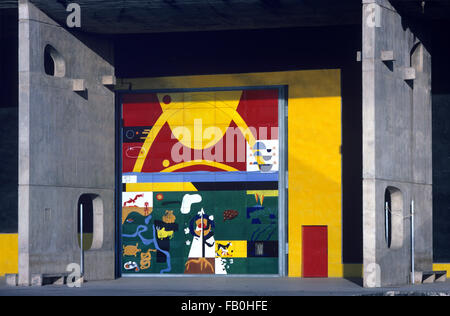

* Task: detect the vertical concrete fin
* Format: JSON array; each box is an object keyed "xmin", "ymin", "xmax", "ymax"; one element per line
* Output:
[
  {"xmin": 18, "ymin": 1, "xmax": 115, "ymax": 284},
  {"xmin": 362, "ymin": 0, "xmax": 432, "ymax": 287}
]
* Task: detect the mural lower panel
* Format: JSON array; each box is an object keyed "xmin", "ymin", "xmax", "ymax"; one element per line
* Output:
[{"xmin": 121, "ymin": 189, "xmax": 279, "ymax": 275}]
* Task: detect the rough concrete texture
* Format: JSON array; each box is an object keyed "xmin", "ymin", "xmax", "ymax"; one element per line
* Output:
[
  {"xmin": 18, "ymin": 1, "xmax": 115, "ymax": 285},
  {"xmin": 5, "ymin": 274, "xmax": 17, "ymax": 287},
  {"xmin": 362, "ymin": 0, "xmax": 432, "ymax": 287}
]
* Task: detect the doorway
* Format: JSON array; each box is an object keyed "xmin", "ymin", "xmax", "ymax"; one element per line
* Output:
[{"xmin": 302, "ymin": 226, "xmax": 328, "ymax": 277}]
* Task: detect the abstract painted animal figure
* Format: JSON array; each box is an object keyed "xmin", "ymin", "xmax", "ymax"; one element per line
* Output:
[{"xmin": 123, "ymin": 243, "xmax": 141, "ymax": 256}]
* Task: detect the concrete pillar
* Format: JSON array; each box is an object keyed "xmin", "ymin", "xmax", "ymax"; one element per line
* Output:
[
  {"xmin": 362, "ymin": 0, "xmax": 432, "ymax": 287},
  {"xmin": 18, "ymin": 1, "xmax": 115, "ymax": 285}
]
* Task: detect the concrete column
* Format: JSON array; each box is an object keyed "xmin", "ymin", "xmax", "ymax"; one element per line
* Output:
[
  {"xmin": 362, "ymin": 0, "xmax": 432, "ymax": 287},
  {"xmin": 18, "ymin": 0, "xmax": 115, "ymax": 285}
]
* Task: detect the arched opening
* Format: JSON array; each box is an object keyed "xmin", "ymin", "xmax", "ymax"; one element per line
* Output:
[
  {"xmin": 43, "ymin": 44, "xmax": 66, "ymax": 77},
  {"xmin": 77, "ymin": 194, "xmax": 103, "ymax": 251},
  {"xmin": 384, "ymin": 186, "xmax": 404, "ymax": 249},
  {"xmin": 78, "ymin": 195, "xmax": 93, "ymax": 251}
]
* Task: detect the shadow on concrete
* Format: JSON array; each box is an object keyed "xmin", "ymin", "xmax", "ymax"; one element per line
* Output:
[
  {"xmin": 75, "ymin": 89, "xmax": 89, "ymax": 100},
  {"xmin": 343, "ymin": 277, "xmax": 363, "ymax": 287}
]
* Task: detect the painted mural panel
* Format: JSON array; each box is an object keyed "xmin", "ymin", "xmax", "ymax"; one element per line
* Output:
[{"xmin": 121, "ymin": 89, "xmax": 279, "ymax": 275}]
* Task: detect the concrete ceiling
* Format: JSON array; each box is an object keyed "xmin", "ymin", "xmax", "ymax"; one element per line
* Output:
[
  {"xmin": 12, "ymin": 0, "xmax": 363, "ymax": 33},
  {"xmin": 390, "ymin": 0, "xmax": 450, "ymax": 21},
  {"xmin": 1, "ymin": 1, "xmax": 449, "ymax": 34},
  {"xmin": 0, "ymin": 0, "xmax": 17, "ymax": 9}
]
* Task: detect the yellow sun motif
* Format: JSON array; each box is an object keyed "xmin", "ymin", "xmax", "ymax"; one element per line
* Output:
[{"xmin": 132, "ymin": 91, "xmax": 258, "ymax": 173}]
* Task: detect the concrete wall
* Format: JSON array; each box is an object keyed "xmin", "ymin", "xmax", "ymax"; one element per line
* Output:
[
  {"xmin": 362, "ymin": 0, "xmax": 432, "ymax": 287},
  {"xmin": 18, "ymin": 1, "xmax": 115, "ymax": 285}
]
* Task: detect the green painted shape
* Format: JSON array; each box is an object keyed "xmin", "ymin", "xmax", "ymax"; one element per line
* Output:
[
  {"xmin": 121, "ymin": 190, "xmax": 279, "ymax": 274},
  {"xmin": 220, "ymin": 257, "xmax": 279, "ymax": 275}
]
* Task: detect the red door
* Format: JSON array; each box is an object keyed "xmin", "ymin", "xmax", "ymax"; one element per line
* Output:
[{"xmin": 302, "ymin": 226, "xmax": 328, "ymax": 277}]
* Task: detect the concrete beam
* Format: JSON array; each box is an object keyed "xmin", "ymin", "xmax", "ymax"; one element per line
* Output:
[
  {"xmin": 72, "ymin": 79, "xmax": 86, "ymax": 92},
  {"xmin": 403, "ymin": 67, "xmax": 416, "ymax": 81},
  {"xmin": 380, "ymin": 50, "xmax": 394, "ymax": 62},
  {"xmin": 101, "ymin": 75, "xmax": 116, "ymax": 86}
]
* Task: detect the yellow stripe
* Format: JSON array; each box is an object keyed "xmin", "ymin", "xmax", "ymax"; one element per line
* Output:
[
  {"xmin": 216, "ymin": 106, "xmax": 257, "ymax": 148},
  {"xmin": 132, "ymin": 109, "xmax": 180, "ymax": 172},
  {"xmin": 432, "ymin": 264, "xmax": 450, "ymax": 277},
  {"xmin": 246, "ymin": 190, "xmax": 279, "ymax": 197},
  {"xmin": 126, "ymin": 182, "xmax": 198, "ymax": 192},
  {"xmin": 160, "ymin": 160, "xmax": 239, "ymax": 173},
  {"xmin": 0, "ymin": 234, "xmax": 18, "ymax": 276}
]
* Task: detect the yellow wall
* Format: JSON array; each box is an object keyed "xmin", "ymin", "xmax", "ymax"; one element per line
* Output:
[
  {"xmin": 0, "ymin": 234, "xmax": 18, "ymax": 276},
  {"xmin": 433, "ymin": 264, "xmax": 450, "ymax": 277},
  {"xmin": 289, "ymin": 96, "xmax": 342, "ymax": 277},
  {"xmin": 118, "ymin": 69, "xmax": 343, "ymax": 277}
]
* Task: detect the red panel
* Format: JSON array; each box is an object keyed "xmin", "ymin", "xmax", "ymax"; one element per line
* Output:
[
  {"xmin": 122, "ymin": 93, "xmax": 162, "ymax": 127},
  {"xmin": 302, "ymin": 226, "xmax": 328, "ymax": 277},
  {"xmin": 236, "ymin": 89, "xmax": 279, "ymax": 138},
  {"xmin": 121, "ymin": 90, "xmax": 279, "ymax": 173},
  {"xmin": 122, "ymin": 143, "xmax": 141, "ymax": 172}
]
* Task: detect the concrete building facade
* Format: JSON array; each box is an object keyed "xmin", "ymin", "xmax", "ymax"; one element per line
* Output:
[{"xmin": 0, "ymin": 0, "xmax": 449, "ymax": 288}]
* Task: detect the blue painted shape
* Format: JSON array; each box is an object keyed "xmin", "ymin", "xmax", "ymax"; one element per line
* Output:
[
  {"xmin": 266, "ymin": 227, "xmax": 276, "ymax": 240},
  {"xmin": 247, "ymin": 205, "xmax": 264, "ymax": 219},
  {"xmin": 250, "ymin": 227, "xmax": 261, "ymax": 241},
  {"xmin": 122, "ymin": 215, "xmax": 154, "ymax": 245},
  {"xmin": 152, "ymin": 173, "xmax": 184, "ymax": 183},
  {"xmin": 220, "ymin": 172, "xmax": 247, "ymax": 182},
  {"xmin": 122, "ymin": 171, "xmax": 278, "ymax": 183},
  {"xmin": 122, "ymin": 215, "xmax": 172, "ymax": 274},
  {"xmin": 245, "ymin": 172, "xmax": 278, "ymax": 182},
  {"xmin": 253, "ymin": 142, "xmax": 267, "ymax": 150},
  {"xmin": 254, "ymin": 225, "xmax": 272, "ymax": 240}
]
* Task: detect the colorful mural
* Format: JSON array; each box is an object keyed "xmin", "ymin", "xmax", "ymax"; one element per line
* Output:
[
  {"xmin": 121, "ymin": 89, "xmax": 279, "ymax": 275},
  {"xmin": 118, "ymin": 70, "xmax": 344, "ymax": 278}
]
